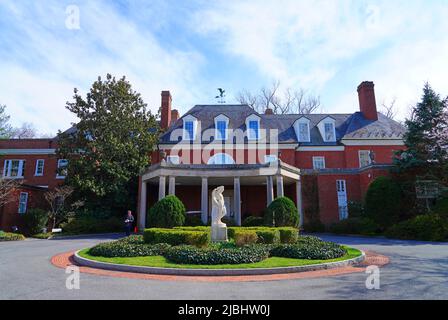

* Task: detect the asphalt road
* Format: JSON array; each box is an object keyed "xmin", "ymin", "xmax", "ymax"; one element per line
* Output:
[{"xmin": 0, "ymin": 233, "xmax": 447, "ymax": 300}]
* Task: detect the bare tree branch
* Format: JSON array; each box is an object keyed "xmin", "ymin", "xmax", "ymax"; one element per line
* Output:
[
  {"xmin": 236, "ymin": 81, "xmax": 321, "ymax": 114},
  {"xmin": 0, "ymin": 178, "xmax": 21, "ymax": 207},
  {"xmin": 380, "ymin": 98, "xmax": 398, "ymax": 119}
]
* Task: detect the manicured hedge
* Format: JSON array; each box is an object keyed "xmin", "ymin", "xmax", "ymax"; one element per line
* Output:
[
  {"xmin": 271, "ymin": 236, "xmax": 347, "ymax": 260},
  {"xmin": 164, "ymin": 245, "xmax": 270, "ymax": 265},
  {"xmin": 328, "ymin": 217, "xmax": 379, "ymax": 236},
  {"xmin": 0, "ymin": 231, "xmax": 25, "ymax": 241},
  {"xmin": 264, "ymin": 197, "xmax": 299, "ymax": 227},
  {"xmin": 385, "ymin": 214, "xmax": 448, "ymax": 242},
  {"xmin": 277, "ymin": 227, "xmax": 299, "ymax": 243},
  {"xmin": 147, "ymin": 195, "xmax": 186, "ymax": 228},
  {"xmin": 143, "ymin": 228, "xmax": 210, "ymax": 247},
  {"xmin": 233, "ymin": 230, "xmax": 258, "ymax": 246},
  {"xmin": 89, "ymin": 240, "xmax": 171, "ymax": 257},
  {"xmin": 228, "ymin": 226, "xmax": 298, "ymax": 244}
]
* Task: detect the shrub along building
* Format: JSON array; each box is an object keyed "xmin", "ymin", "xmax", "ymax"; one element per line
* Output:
[
  {"xmin": 0, "ymin": 138, "xmax": 67, "ymax": 231},
  {"xmin": 137, "ymin": 81, "xmax": 406, "ymax": 230}
]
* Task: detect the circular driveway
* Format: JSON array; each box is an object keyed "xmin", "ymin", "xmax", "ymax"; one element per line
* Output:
[{"xmin": 0, "ymin": 234, "xmax": 447, "ymax": 300}]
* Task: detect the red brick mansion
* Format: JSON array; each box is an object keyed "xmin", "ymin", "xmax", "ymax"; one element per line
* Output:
[{"xmin": 0, "ymin": 81, "xmax": 405, "ymax": 232}]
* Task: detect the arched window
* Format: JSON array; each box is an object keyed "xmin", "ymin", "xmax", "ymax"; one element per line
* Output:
[{"xmin": 207, "ymin": 153, "xmax": 235, "ymax": 165}]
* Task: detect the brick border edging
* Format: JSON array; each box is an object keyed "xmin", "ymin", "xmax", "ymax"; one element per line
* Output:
[{"xmin": 73, "ymin": 250, "xmax": 366, "ymax": 276}]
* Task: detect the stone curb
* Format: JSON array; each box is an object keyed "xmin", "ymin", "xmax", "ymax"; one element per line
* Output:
[{"xmin": 73, "ymin": 250, "xmax": 365, "ymax": 276}]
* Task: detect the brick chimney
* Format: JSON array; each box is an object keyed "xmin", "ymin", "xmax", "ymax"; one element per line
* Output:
[
  {"xmin": 171, "ymin": 109, "xmax": 179, "ymax": 125},
  {"xmin": 357, "ymin": 81, "xmax": 378, "ymax": 121},
  {"xmin": 160, "ymin": 91, "xmax": 172, "ymax": 129},
  {"xmin": 265, "ymin": 108, "xmax": 274, "ymax": 115}
]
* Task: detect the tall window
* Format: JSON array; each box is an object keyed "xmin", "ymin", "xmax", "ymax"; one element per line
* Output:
[
  {"xmin": 18, "ymin": 192, "xmax": 28, "ymax": 214},
  {"xmin": 298, "ymin": 123, "xmax": 310, "ymax": 142},
  {"xmin": 324, "ymin": 123, "xmax": 335, "ymax": 141},
  {"xmin": 248, "ymin": 120, "xmax": 259, "ymax": 140},
  {"xmin": 57, "ymin": 159, "xmax": 68, "ymax": 178},
  {"xmin": 35, "ymin": 159, "xmax": 45, "ymax": 176},
  {"xmin": 3, "ymin": 160, "xmax": 25, "ymax": 178},
  {"xmin": 312, "ymin": 156, "xmax": 326, "ymax": 169},
  {"xmin": 216, "ymin": 120, "xmax": 227, "ymax": 140},
  {"xmin": 359, "ymin": 150, "xmax": 372, "ymax": 168},
  {"xmin": 184, "ymin": 121, "xmax": 194, "ymax": 140}
]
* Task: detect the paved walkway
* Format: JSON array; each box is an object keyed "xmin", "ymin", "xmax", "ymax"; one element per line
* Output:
[{"xmin": 1, "ymin": 234, "xmax": 447, "ymax": 299}]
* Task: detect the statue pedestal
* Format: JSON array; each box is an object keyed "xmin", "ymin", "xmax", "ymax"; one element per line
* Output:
[{"xmin": 211, "ymin": 224, "xmax": 228, "ymax": 242}]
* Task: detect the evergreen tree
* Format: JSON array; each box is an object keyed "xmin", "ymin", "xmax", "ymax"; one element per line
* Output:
[
  {"xmin": 395, "ymin": 83, "xmax": 448, "ymax": 181},
  {"xmin": 0, "ymin": 105, "xmax": 12, "ymax": 138},
  {"xmin": 57, "ymin": 74, "xmax": 160, "ymax": 215}
]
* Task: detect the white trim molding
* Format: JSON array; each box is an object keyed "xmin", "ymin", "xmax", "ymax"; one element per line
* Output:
[
  {"xmin": 341, "ymin": 139, "xmax": 405, "ymax": 146},
  {"xmin": 297, "ymin": 146, "xmax": 345, "ymax": 151},
  {"xmin": 0, "ymin": 149, "xmax": 56, "ymax": 155}
]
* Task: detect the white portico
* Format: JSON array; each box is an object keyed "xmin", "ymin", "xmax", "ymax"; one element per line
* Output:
[{"xmin": 137, "ymin": 160, "xmax": 303, "ymax": 231}]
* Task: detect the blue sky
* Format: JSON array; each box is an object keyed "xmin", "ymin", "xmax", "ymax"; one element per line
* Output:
[{"xmin": 1, "ymin": 0, "xmax": 448, "ymax": 135}]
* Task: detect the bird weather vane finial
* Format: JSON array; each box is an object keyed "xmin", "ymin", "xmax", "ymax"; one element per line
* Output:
[{"xmin": 215, "ymin": 88, "xmax": 226, "ymax": 104}]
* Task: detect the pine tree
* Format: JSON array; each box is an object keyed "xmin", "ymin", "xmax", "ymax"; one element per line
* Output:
[
  {"xmin": 57, "ymin": 74, "xmax": 160, "ymax": 214},
  {"xmin": 0, "ymin": 105, "xmax": 12, "ymax": 138}
]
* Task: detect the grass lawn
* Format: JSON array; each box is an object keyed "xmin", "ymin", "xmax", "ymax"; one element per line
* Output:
[{"xmin": 78, "ymin": 246, "xmax": 362, "ymax": 269}]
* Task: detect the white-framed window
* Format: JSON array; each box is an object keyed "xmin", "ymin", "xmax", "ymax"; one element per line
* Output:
[
  {"xmin": 359, "ymin": 150, "xmax": 372, "ymax": 168},
  {"xmin": 18, "ymin": 192, "xmax": 28, "ymax": 214},
  {"xmin": 167, "ymin": 155, "xmax": 180, "ymax": 164},
  {"xmin": 294, "ymin": 117, "xmax": 311, "ymax": 142},
  {"xmin": 336, "ymin": 180, "xmax": 348, "ymax": 220},
  {"xmin": 207, "ymin": 153, "xmax": 235, "ymax": 165},
  {"xmin": 3, "ymin": 160, "xmax": 25, "ymax": 178},
  {"xmin": 35, "ymin": 159, "xmax": 45, "ymax": 176},
  {"xmin": 246, "ymin": 114, "xmax": 261, "ymax": 140},
  {"xmin": 312, "ymin": 156, "xmax": 326, "ymax": 169},
  {"xmin": 182, "ymin": 115, "xmax": 197, "ymax": 141},
  {"xmin": 264, "ymin": 154, "xmax": 278, "ymax": 163},
  {"xmin": 214, "ymin": 114, "xmax": 229, "ymax": 141},
  {"xmin": 56, "ymin": 159, "xmax": 68, "ymax": 179},
  {"xmin": 317, "ymin": 117, "xmax": 336, "ymax": 142}
]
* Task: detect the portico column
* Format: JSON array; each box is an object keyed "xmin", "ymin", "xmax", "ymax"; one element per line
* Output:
[
  {"xmin": 266, "ymin": 176, "xmax": 274, "ymax": 206},
  {"xmin": 276, "ymin": 175, "xmax": 284, "ymax": 198},
  {"xmin": 138, "ymin": 181, "xmax": 147, "ymax": 232},
  {"xmin": 158, "ymin": 176, "xmax": 166, "ymax": 200},
  {"xmin": 168, "ymin": 176, "xmax": 176, "ymax": 195},
  {"xmin": 201, "ymin": 177, "xmax": 208, "ymax": 224},
  {"xmin": 296, "ymin": 179, "xmax": 304, "ymax": 228},
  {"xmin": 234, "ymin": 177, "xmax": 241, "ymax": 226}
]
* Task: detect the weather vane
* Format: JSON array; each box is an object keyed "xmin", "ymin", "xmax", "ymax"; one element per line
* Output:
[{"xmin": 215, "ymin": 88, "xmax": 226, "ymax": 104}]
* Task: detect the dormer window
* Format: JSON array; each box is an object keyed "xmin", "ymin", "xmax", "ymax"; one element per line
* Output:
[
  {"xmin": 246, "ymin": 114, "xmax": 261, "ymax": 140},
  {"xmin": 214, "ymin": 114, "xmax": 229, "ymax": 141},
  {"xmin": 293, "ymin": 117, "xmax": 311, "ymax": 142},
  {"xmin": 182, "ymin": 115, "xmax": 197, "ymax": 141},
  {"xmin": 317, "ymin": 117, "xmax": 336, "ymax": 142}
]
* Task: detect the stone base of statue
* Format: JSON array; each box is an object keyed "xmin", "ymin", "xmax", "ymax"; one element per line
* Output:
[{"xmin": 211, "ymin": 224, "xmax": 228, "ymax": 242}]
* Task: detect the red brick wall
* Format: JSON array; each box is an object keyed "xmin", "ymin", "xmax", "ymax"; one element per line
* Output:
[{"xmin": 344, "ymin": 145, "xmax": 404, "ymax": 168}]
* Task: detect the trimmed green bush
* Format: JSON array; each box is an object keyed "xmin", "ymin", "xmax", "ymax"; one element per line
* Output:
[
  {"xmin": 271, "ymin": 236, "xmax": 346, "ymax": 260},
  {"xmin": 0, "ymin": 231, "xmax": 25, "ymax": 241},
  {"xmin": 365, "ymin": 176, "xmax": 402, "ymax": 230},
  {"xmin": 255, "ymin": 229, "xmax": 280, "ymax": 244},
  {"xmin": 22, "ymin": 208, "xmax": 48, "ymax": 235},
  {"xmin": 277, "ymin": 227, "xmax": 299, "ymax": 243},
  {"xmin": 233, "ymin": 230, "xmax": 258, "ymax": 247},
  {"xmin": 60, "ymin": 216, "xmax": 123, "ymax": 234},
  {"xmin": 164, "ymin": 245, "xmax": 270, "ymax": 265},
  {"xmin": 385, "ymin": 214, "xmax": 448, "ymax": 241},
  {"xmin": 147, "ymin": 195, "xmax": 186, "ymax": 228},
  {"xmin": 328, "ymin": 217, "xmax": 379, "ymax": 236},
  {"xmin": 242, "ymin": 216, "xmax": 265, "ymax": 227},
  {"xmin": 143, "ymin": 228, "xmax": 210, "ymax": 247},
  {"xmin": 264, "ymin": 197, "xmax": 299, "ymax": 227},
  {"xmin": 89, "ymin": 237, "xmax": 171, "ymax": 257}
]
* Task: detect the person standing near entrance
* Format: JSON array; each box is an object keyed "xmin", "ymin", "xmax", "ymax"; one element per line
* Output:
[{"xmin": 124, "ymin": 210, "xmax": 134, "ymax": 236}]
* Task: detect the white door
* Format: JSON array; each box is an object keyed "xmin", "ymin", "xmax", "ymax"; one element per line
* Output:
[{"xmin": 336, "ymin": 180, "xmax": 348, "ymax": 220}]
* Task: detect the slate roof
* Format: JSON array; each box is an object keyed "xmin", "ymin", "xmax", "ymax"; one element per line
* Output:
[{"xmin": 159, "ymin": 104, "xmax": 405, "ymax": 146}]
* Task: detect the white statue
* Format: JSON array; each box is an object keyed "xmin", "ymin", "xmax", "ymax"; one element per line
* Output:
[{"xmin": 211, "ymin": 186, "xmax": 227, "ymax": 227}]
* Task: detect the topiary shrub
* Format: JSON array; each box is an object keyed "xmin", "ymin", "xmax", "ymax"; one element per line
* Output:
[
  {"xmin": 328, "ymin": 217, "xmax": 379, "ymax": 236},
  {"xmin": 264, "ymin": 197, "xmax": 299, "ymax": 227},
  {"xmin": 164, "ymin": 245, "xmax": 270, "ymax": 265},
  {"xmin": 22, "ymin": 208, "xmax": 48, "ymax": 235},
  {"xmin": 143, "ymin": 228, "xmax": 210, "ymax": 247},
  {"xmin": 233, "ymin": 230, "xmax": 258, "ymax": 247},
  {"xmin": 89, "ymin": 237, "xmax": 171, "ymax": 257},
  {"xmin": 271, "ymin": 236, "xmax": 347, "ymax": 260},
  {"xmin": 277, "ymin": 227, "xmax": 299, "ymax": 243},
  {"xmin": 255, "ymin": 229, "xmax": 280, "ymax": 244},
  {"xmin": 242, "ymin": 216, "xmax": 265, "ymax": 227},
  {"xmin": 147, "ymin": 195, "xmax": 186, "ymax": 228},
  {"xmin": 365, "ymin": 176, "xmax": 402, "ymax": 230},
  {"xmin": 385, "ymin": 214, "xmax": 448, "ymax": 241},
  {"xmin": 0, "ymin": 231, "xmax": 25, "ymax": 241}
]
